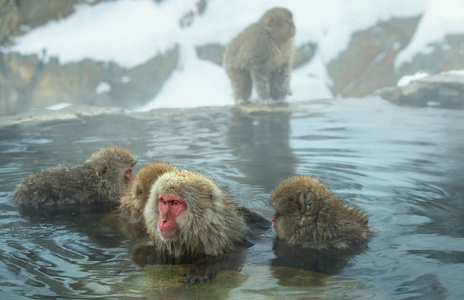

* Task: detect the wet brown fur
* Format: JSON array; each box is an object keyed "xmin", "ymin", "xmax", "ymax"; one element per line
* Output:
[
  {"xmin": 118, "ymin": 162, "xmax": 177, "ymax": 222},
  {"xmin": 270, "ymin": 176, "xmax": 371, "ymax": 250},
  {"xmin": 14, "ymin": 145, "xmax": 137, "ymax": 209},
  {"xmin": 110, "ymin": 162, "xmax": 177, "ymax": 239},
  {"xmin": 143, "ymin": 170, "xmax": 247, "ymax": 257},
  {"xmin": 224, "ymin": 7, "xmax": 295, "ymax": 103}
]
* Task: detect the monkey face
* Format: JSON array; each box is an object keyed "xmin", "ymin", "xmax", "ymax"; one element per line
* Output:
[{"xmin": 157, "ymin": 194, "xmax": 187, "ymax": 239}]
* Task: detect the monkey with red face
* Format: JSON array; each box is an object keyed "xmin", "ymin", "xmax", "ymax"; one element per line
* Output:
[{"xmin": 132, "ymin": 170, "xmax": 249, "ymax": 283}]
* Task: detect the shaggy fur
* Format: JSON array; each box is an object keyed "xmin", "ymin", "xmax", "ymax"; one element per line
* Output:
[
  {"xmin": 223, "ymin": 7, "xmax": 295, "ymax": 103},
  {"xmin": 14, "ymin": 145, "xmax": 137, "ymax": 208},
  {"xmin": 270, "ymin": 176, "xmax": 371, "ymax": 250},
  {"xmin": 143, "ymin": 170, "xmax": 247, "ymax": 257},
  {"xmin": 118, "ymin": 162, "xmax": 177, "ymax": 221},
  {"xmin": 110, "ymin": 162, "xmax": 177, "ymax": 239}
]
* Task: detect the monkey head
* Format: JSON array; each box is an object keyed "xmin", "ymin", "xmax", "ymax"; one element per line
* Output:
[
  {"xmin": 270, "ymin": 175, "xmax": 370, "ymax": 250},
  {"xmin": 119, "ymin": 162, "xmax": 176, "ymax": 220},
  {"xmin": 261, "ymin": 7, "xmax": 296, "ymax": 42},
  {"xmin": 86, "ymin": 145, "xmax": 137, "ymax": 185},
  {"xmin": 143, "ymin": 170, "xmax": 247, "ymax": 257}
]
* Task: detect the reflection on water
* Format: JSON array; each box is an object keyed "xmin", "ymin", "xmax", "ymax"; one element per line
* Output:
[{"xmin": 0, "ymin": 98, "xmax": 463, "ymax": 299}]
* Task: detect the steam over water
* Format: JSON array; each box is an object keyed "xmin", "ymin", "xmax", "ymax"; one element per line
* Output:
[{"xmin": 0, "ymin": 98, "xmax": 463, "ymax": 299}]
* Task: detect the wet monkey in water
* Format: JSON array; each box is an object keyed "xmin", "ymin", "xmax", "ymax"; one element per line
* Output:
[
  {"xmin": 113, "ymin": 162, "xmax": 178, "ymax": 238},
  {"xmin": 223, "ymin": 7, "xmax": 296, "ymax": 103},
  {"xmin": 14, "ymin": 145, "xmax": 137, "ymax": 210},
  {"xmin": 118, "ymin": 162, "xmax": 177, "ymax": 223},
  {"xmin": 270, "ymin": 175, "xmax": 371, "ymax": 250},
  {"xmin": 112, "ymin": 162, "xmax": 270, "ymax": 240},
  {"xmin": 139, "ymin": 170, "xmax": 249, "ymax": 283}
]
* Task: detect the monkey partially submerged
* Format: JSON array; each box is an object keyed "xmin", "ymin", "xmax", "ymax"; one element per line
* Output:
[
  {"xmin": 224, "ymin": 7, "xmax": 296, "ymax": 104},
  {"xmin": 270, "ymin": 175, "xmax": 371, "ymax": 250},
  {"xmin": 144, "ymin": 170, "xmax": 248, "ymax": 256},
  {"xmin": 133, "ymin": 170, "xmax": 249, "ymax": 283},
  {"xmin": 112, "ymin": 162, "xmax": 178, "ymax": 238},
  {"xmin": 14, "ymin": 145, "xmax": 137, "ymax": 210}
]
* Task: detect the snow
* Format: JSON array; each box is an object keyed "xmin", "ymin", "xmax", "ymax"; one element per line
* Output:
[
  {"xmin": 46, "ymin": 103, "xmax": 72, "ymax": 110},
  {"xmin": 4, "ymin": 0, "xmax": 462, "ymax": 110},
  {"xmin": 396, "ymin": 0, "xmax": 464, "ymax": 68},
  {"xmin": 95, "ymin": 82, "xmax": 111, "ymax": 94},
  {"xmin": 397, "ymin": 72, "xmax": 429, "ymax": 87},
  {"xmin": 397, "ymin": 69, "xmax": 464, "ymax": 87}
]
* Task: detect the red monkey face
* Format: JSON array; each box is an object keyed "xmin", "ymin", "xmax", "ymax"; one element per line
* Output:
[
  {"xmin": 158, "ymin": 194, "xmax": 187, "ymax": 239},
  {"xmin": 124, "ymin": 167, "xmax": 133, "ymax": 183}
]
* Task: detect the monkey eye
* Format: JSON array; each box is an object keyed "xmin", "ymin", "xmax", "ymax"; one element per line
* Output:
[{"xmin": 171, "ymin": 201, "xmax": 179, "ymax": 206}]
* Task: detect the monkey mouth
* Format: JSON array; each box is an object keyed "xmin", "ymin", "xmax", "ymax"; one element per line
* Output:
[{"xmin": 159, "ymin": 229, "xmax": 176, "ymax": 239}]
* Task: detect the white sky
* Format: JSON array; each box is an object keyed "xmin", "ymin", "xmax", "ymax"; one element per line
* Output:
[{"xmin": 5, "ymin": 0, "xmax": 463, "ymax": 110}]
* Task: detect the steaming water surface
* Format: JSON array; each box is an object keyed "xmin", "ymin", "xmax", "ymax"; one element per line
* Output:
[{"xmin": 0, "ymin": 98, "xmax": 463, "ymax": 299}]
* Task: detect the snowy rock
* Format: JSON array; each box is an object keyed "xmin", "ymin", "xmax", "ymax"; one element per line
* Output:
[
  {"xmin": 375, "ymin": 73, "xmax": 464, "ymax": 109},
  {"xmin": 0, "ymin": 104, "xmax": 126, "ymax": 127},
  {"xmin": 327, "ymin": 16, "xmax": 421, "ymax": 98},
  {"xmin": 0, "ymin": 45, "xmax": 179, "ymax": 115}
]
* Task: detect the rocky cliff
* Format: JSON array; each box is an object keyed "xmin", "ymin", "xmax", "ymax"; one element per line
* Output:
[{"xmin": 1, "ymin": 0, "xmax": 463, "ymax": 115}]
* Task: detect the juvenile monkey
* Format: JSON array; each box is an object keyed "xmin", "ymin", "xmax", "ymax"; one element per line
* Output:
[
  {"xmin": 14, "ymin": 145, "xmax": 137, "ymax": 209},
  {"xmin": 113, "ymin": 162, "xmax": 177, "ymax": 238},
  {"xmin": 118, "ymin": 162, "xmax": 177, "ymax": 222},
  {"xmin": 270, "ymin": 176, "xmax": 370, "ymax": 250},
  {"xmin": 223, "ymin": 7, "xmax": 296, "ymax": 103}
]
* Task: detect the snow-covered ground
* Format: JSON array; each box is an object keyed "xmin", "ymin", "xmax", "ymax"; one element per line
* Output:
[{"xmin": 5, "ymin": 0, "xmax": 464, "ymax": 110}]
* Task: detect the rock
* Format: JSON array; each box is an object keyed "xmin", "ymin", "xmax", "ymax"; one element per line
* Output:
[
  {"xmin": 0, "ymin": 104, "xmax": 126, "ymax": 127},
  {"xmin": 374, "ymin": 73, "xmax": 464, "ymax": 109},
  {"xmin": 1, "ymin": 0, "xmax": 105, "ymax": 46},
  {"xmin": 196, "ymin": 43, "xmax": 225, "ymax": 66},
  {"xmin": 0, "ymin": 45, "xmax": 179, "ymax": 116},
  {"xmin": 397, "ymin": 34, "xmax": 464, "ymax": 79},
  {"xmin": 327, "ymin": 16, "xmax": 422, "ymax": 98},
  {"xmin": 0, "ymin": 0, "xmax": 20, "ymax": 45},
  {"xmin": 293, "ymin": 42, "xmax": 317, "ymax": 69}
]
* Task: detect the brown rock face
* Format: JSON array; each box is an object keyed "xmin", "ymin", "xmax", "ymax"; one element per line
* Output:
[
  {"xmin": 327, "ymin": 16, "xmax": 422, "ymax": 98},
  {"xmin": 0, "ymin": 46, "xmax": 179, "ymax": 115},
  {"xmin": 397, "ymin": 34, "xmax": 464, "ymax": 78}
]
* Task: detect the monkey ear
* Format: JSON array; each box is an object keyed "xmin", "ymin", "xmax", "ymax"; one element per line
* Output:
[
  {"xmin": 98, "ymin": 165, "xmax": 107, "ymax": 177},
  {"xmin": 296, "ymin": 193, "xmax": 305, "ymax": 214}
]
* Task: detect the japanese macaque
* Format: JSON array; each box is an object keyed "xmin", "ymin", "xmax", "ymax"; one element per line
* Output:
[
  {"xmin": 139, "ymin": 170, "xmax": 249, "ymax": 283},
  {"xmin": 14, "ymin": 145, "xmax": 137, "ymax": 209},
  {"xmin": 111, "ymin": 162, "xmax": 270, "ymax": 240},
  {"xmin": 223, "ymin": 7, "xmax": 296, "ymax": 103},
  {"xmin": 270, "ymin": 176, "xmax": 371, "ymax": 250},
  {"xmin": 144, "ymin": 170, "xmax": 247, "ymax": 256},
  {"xmin": 114, "ymin": 162, "xmax": 177, "ymax": 238}
]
